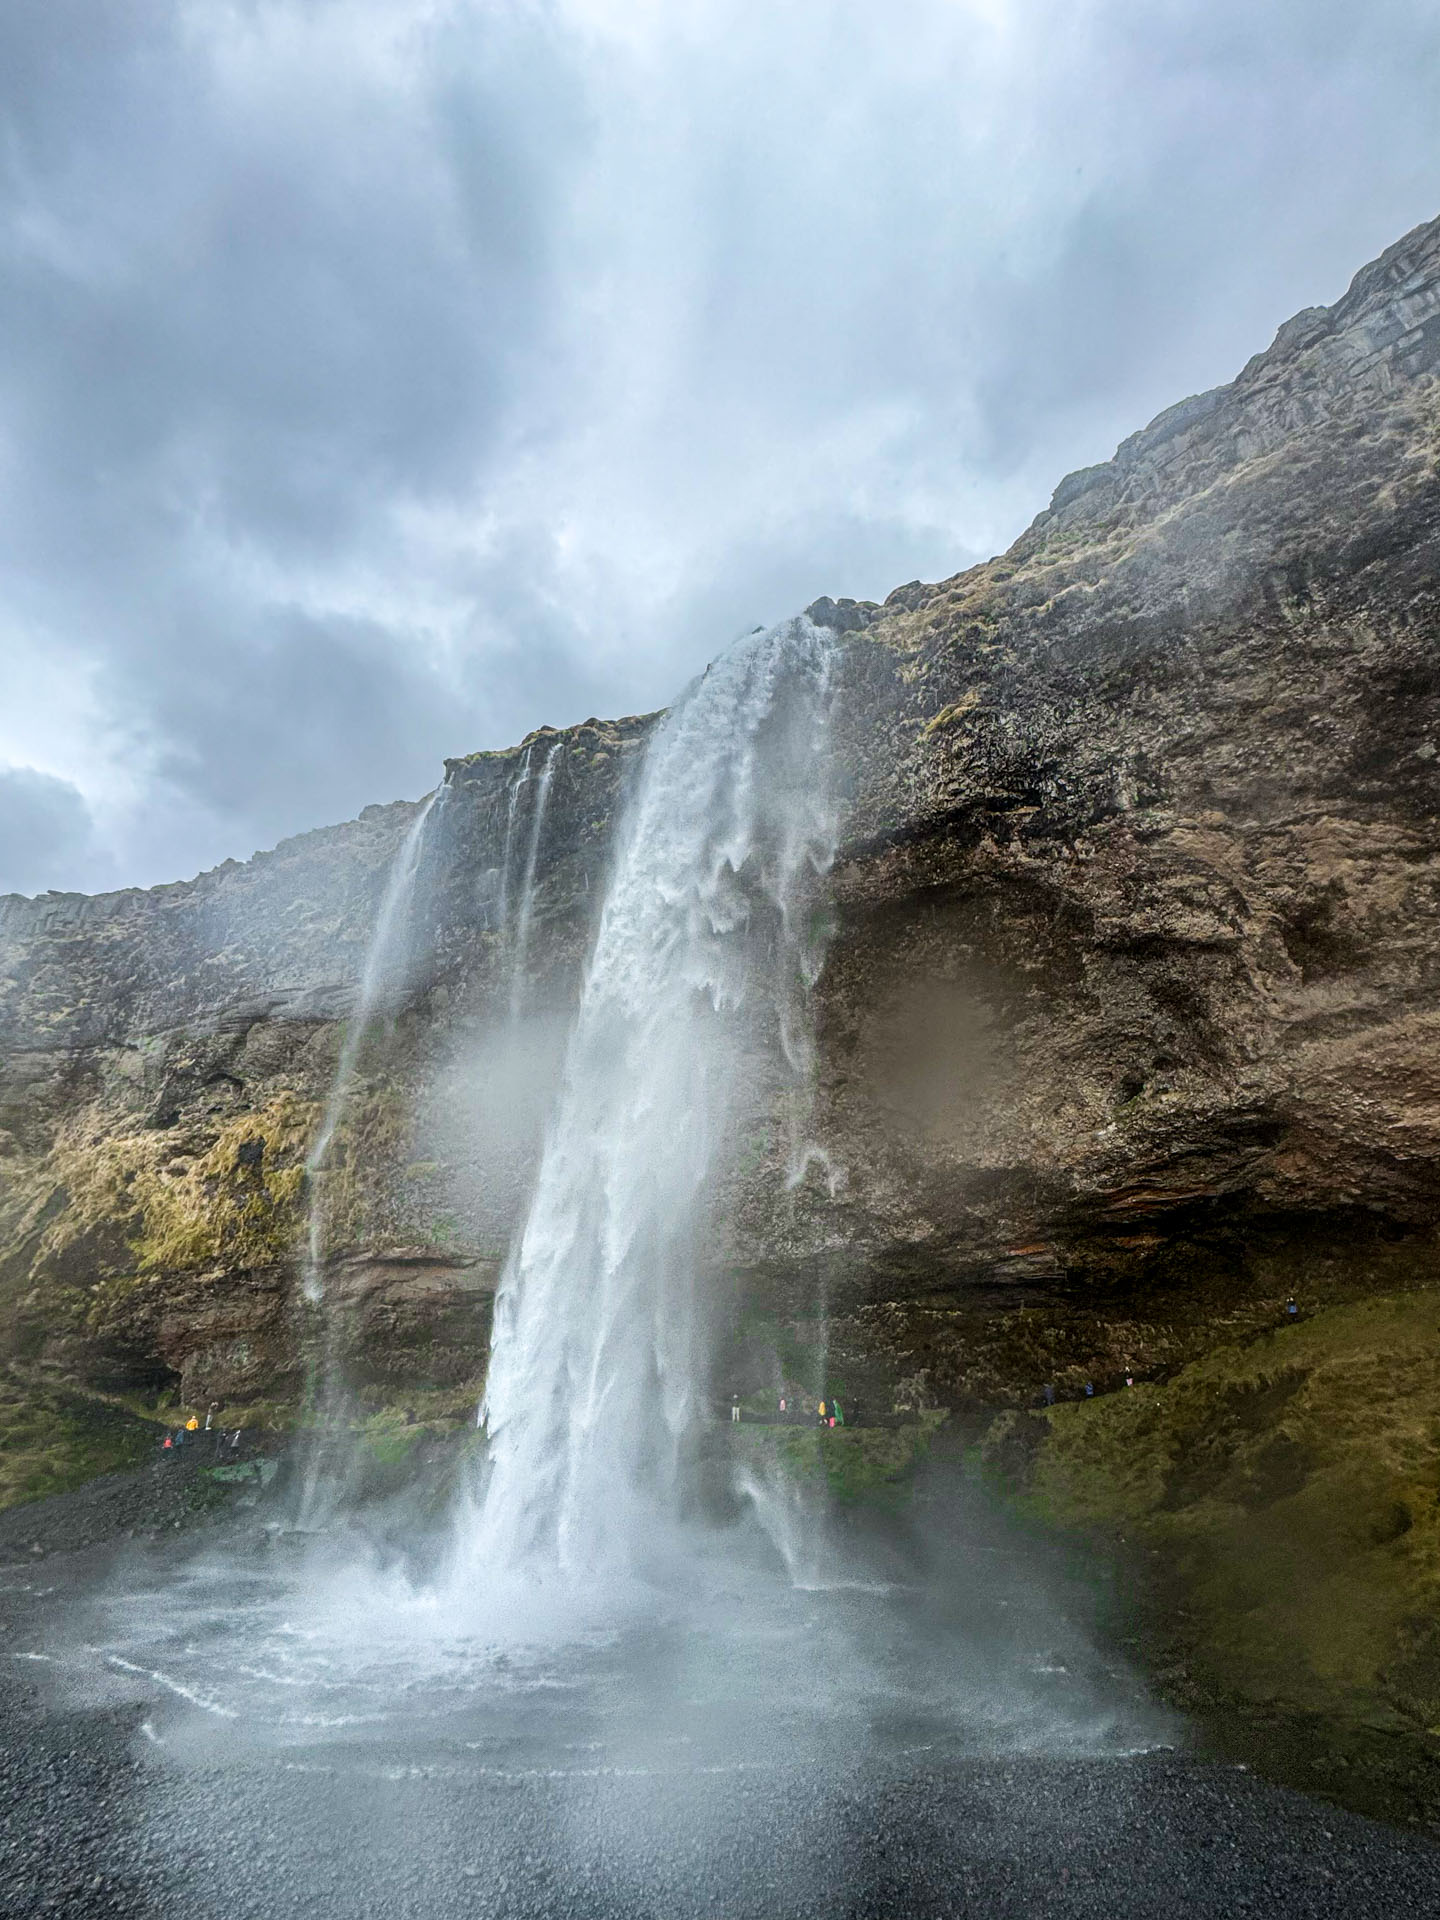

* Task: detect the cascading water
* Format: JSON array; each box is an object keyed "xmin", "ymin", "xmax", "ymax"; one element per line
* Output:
[
  {"xmin": 301, "ymin": 784, "xmax": 447, "ymax": 1306},
  {"xmin": 494, "ymin": 742, "xmax": 532, "ymax": 937},
  {"xmin": 293, "ymin": 786, "xmax": 448, "ymax": 1527},
  {"xmin": 466, "ymin": 616, "xmax": 837, "ymax": 1578},
  {"xmin": 507, "ymin": 736, "xmax": 560, "ymax": 1017}
]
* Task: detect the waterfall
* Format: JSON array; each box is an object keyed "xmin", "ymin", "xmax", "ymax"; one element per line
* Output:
[
  {"xmin": 494, "ymin": 743, "xmax": 532, "ymax": 937},
  {"xmin": 468, "ymin": 616, "xmax": 836, "ymax": 1578},
  {"xmin": 302, "ymin": 785, "xmax": 445, "ymax": 1307},
  {"xmin": 507, "ymin": 737, "xmax": 560, "ymax": 1017}
]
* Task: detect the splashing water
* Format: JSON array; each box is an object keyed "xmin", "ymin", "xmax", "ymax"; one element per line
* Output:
[
  {"xmin": 302, "ymin": 785, "xmax": 446, "ymax": 1306},
  {"xmin": 467, "ymin": 616, "xmax": 837, "ymax": 1578}
]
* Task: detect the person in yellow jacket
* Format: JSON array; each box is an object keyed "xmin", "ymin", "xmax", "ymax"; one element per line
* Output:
[{"xmin": 185, "ymin": 1414, "xmax": 199, "ymax": 1432}]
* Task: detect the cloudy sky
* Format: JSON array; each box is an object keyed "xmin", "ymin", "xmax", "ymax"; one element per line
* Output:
[{"xmin": 1, "ymin": 0, "xmax": 1437, "ymax": 896}]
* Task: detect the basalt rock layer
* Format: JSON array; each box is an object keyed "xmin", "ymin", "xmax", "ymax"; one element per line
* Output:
[{"xmin": 2, "ymin": 214, "xmax": 1440, "ymax": 1438}]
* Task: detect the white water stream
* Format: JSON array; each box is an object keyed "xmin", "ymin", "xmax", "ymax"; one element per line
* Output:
[
  {"xmin": 507, "ymin": 737, "xmax": 560, "ymax": 1017},
  {"xmin": 301, "ymin": 785, "xmax": 446, "ymax": 1305},
  {"xmin": 495, "ymin": 742, "xmax": 533, "ymax": 937},
  {"xmin": 467, "ymin": 616, "xmax": 838, "ymax": 1577}
]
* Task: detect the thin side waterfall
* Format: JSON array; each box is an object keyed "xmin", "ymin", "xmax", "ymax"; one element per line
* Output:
[
  {"xmin": 507, "ymin": 737, "xmax": 560, "ymax": 1017},
  {"xmin": 465, "ymin": 616, "xmax": 836, "ymax": 1578},
  {"xmin": 301, "ymin": 785, "xmax": 446, "ymax": 1307},
  {"xmin": 494, "ymin": 743, "xmax": 533, "ymax": 937}
]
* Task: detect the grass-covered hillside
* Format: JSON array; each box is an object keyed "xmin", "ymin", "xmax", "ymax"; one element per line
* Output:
[{"xmin": 1015, "ymin": 1290, "xmax": 1440, "ymax": 1746}]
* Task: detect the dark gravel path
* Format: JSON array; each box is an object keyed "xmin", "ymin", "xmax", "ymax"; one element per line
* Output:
[{"xmin": 0, "ymin": 1443, "xmax": 279, "ymax": 1563}]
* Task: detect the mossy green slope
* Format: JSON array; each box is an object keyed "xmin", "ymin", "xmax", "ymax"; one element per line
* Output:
[
  {"xmin": 1024, "ymin": 1290, "xmax": 1440, "ymax": 1734},
  {"xmin": 0, "ymin": 1379, "xmax": 156, "ymax": 1512},
  {"xmin": 735, "ymin": 1414, "xmax": 946, "ymax": 1506}
]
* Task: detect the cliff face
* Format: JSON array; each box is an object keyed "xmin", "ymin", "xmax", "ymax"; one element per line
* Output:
[
  {"xmin": 778, "ymin": 214, "xmax": 1440, "ymax": 1397},
  {"xmin": 0, "ymin": 715, "xmax": 655, "ymax": 1414},
  {"xmin": 3, "ymin": 215, "xmax": 1440, "ymax": 1433},
  {"xmin": 5, "ymin": 214, "xmax": 1440, "ymax": 1776}
]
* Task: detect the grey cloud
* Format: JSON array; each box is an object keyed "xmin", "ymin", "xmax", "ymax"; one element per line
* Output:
[
  {"xmin": 0, "ymin": 766, "xmax": 109, "ymax": 896},
  {"xmin": 0, "ymin": 0, "xmax": 1437, "ymax": 894},
  {"xmin": 0, "ymin": 4, "xmax": 580, "ymax": 546}
]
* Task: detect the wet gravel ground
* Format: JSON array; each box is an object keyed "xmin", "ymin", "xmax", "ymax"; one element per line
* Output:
[
  {"xmin": 5, "ymin": 1671, "xmax": 1440, "ymax": 1920},
  {"xmin": 3, "ymin": 1471, "xmax": 1440, "ymax": 1918},
  {"xmin": 0, "ymin": 1445, "xmax": 276, "ymax": 1564}
]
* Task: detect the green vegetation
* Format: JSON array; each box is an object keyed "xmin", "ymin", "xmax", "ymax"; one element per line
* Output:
[
  {"xmin": 342, "ymin": 1403, "xmax": 486, "ymax": 1510},
  {"xmin": 921, "ymin": 690, "xmax": 981, "ymax": 735},
  {"xmin": 310, "ymin": 1079, "xmax": 411, "ymax": 1248},
  {"xmin": 32, "ymin": 1091, "xmax": 316, "ymax": 1289},
  {"xmin": 423, "ymin": 1210, "xmax": 464, "ymax": 1248},
  {"xmin": 0, "ymin": 1379, "xmax": 156, "ymax": 1512},
  {"xmin": 1013, "ymin": 1290, "xmax": 1440, "ymax": 1733},
  {"xmin": 736, "ymin": 1412, "xmax": 946, "ymax": 1507}
]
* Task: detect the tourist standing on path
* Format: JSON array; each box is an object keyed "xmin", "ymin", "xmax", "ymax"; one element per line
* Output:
[{"xmin": 731, "ymin": 1395, "xmax": 741, "ymax": 1424}]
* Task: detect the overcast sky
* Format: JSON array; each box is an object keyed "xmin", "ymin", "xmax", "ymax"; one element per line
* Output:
[{"xmin": 1, "ymin": 0, "xmax": 1437, "ymax": 896}]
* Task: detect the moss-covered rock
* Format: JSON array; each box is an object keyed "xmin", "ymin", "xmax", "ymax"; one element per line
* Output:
[
  {"xmin": 735, "ymin": 1412, "xmax": 947, "ymax": 1506},
  {"xmin": 1017, "ymin": 1290, "xmax": 1440, "ymax": 1739},
  {"xmin": 0, "ymin": 1379, "xmax": 156, "ymax": 1512},
  {"xmin": 22, "ymin": 1091, "xmax": 314, "ymax": 1291}
]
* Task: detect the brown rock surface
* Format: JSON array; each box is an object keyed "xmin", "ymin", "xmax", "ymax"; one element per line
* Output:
[{"xmin": 778, "ymin": 214, "xmax": 1440, "ymax": 1355}]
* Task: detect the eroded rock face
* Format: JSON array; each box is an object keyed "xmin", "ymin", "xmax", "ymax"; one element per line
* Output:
[
  {"xmin": 0, "ymin": 715, "xmax": 654, "ymax": 1409},
  {"xmin": 769, "ymin": 213, "xmax": 1440, "ymax": 1370},
  {"xmin": 3, "ymin": 216, "xmax": 1440, "ymax": 1416}
]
